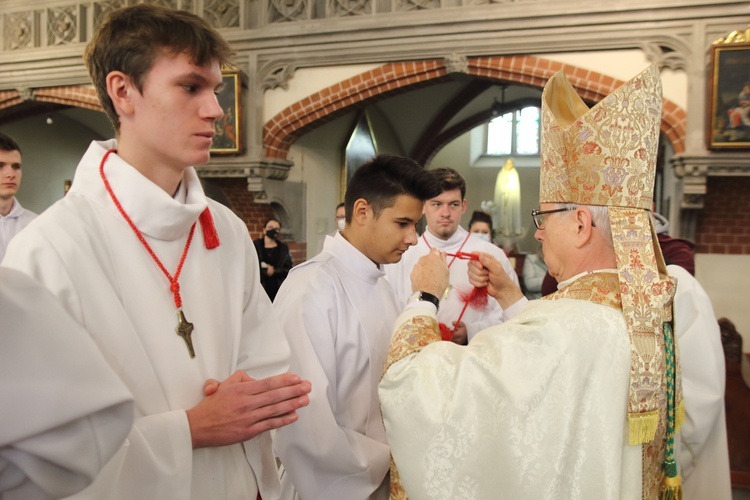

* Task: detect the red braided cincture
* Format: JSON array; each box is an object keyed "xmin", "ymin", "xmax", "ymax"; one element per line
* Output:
[
  {"xmin": 439, "ymin": 322, "xmax": 454, "ymax": 341},
  {"xmin": 446, "ymin": 251, "xmax": 480, "ymax": 261},
  {"xmin": 99, "ymin": 148, "xmax": 197, "ymax": 309}
]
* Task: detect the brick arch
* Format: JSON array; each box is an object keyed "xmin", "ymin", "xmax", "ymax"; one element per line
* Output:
[
  {"xmin": 264, "ymin": 55, "xmax": 686, "ymax": 160},
  {"xmin": 0, "ymin": 85, "xmax": 103, "ymax": 112}
]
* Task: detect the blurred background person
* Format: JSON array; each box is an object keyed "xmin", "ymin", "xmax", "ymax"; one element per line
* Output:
[
  {"xmin": 0, "ymin": 133, "xmax": 36, "ymax": 263},
  {"xmin": 254, "ymin": 217, "xmax": 293, "ymax": 301},
  {"xmin": 335, "ymin": 202, "xmax": 346, "ymax": 232}
]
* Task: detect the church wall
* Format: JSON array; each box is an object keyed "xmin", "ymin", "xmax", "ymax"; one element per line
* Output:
[
  {"xmin": 695, "ymin": 177, "xmax": 750, "ymax": 256},
  {"xmin": 210, "ymin": 178, "xmax": 276, "ymax": 239},
  {"xmin": 540, "ymin": 50, "xmax": 688, "ymax": 111},
  {"xmin": 697, "ymin": 254, "xmax": 750, "ymax": 352},
  {"xmin": 286, "ymin": 113, "xmax": 354, "ymax": 257},
  {"xmin": 209, "ymin": 177, "xmax": 309, "ymax": 267},
  {"xmin": 264, "ymin": 64, "xmax": 381, "ymax": 123},
  {"xmin": 366, "ymin": 104, "xmax": 407, "ymax": 156},
  {"xmin": 694, "ymin": 177, "xmax": 750, "ymax": 350},
  {"xmin": 263, "ymin": 50, "xmax": 688, "ymax": 137}
]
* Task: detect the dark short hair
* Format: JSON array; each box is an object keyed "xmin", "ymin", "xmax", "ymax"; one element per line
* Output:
[
  {"xmin": 429, "ymin": 167, "xmax": 466, "ymax": 199},
  {"xmin": 468, "ymin": 210, "xmax": 493, "ymax": 232},
  {"xmin": 264, "ymin": 218, "xmax": 281, "ymax": 229},
  {"xmin": 84, "ymin": 3, "xmax": 232, "ymax": 133},
  {"xmin": 344, "ymin": 155, "xmax": 440, "ymax": 223},
  {"xmin": 336, "ymin": 202, "xmax": 345, "ymax": 210},
  {"xmin": 0, "ymin": 132, "xmax": 21, "ymax": 154}
]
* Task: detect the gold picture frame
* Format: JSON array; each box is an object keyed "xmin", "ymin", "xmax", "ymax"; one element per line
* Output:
[
  {"xmin": 708, "ymin": 39, "xmax": 750, "ymax": 149},
  {"xmin": 211, "ymin": 70, "xmax": 242, "ymax": 155}
]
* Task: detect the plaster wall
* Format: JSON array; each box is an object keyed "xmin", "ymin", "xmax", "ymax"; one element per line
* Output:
[
  {"xmin": 540, "ymin": 50, "xmax": 688, "ymax": 111},
  {"xmin": 696, "ymin": 254, "xmax": 750, "ymax": 352},
  {"xmin": 286, "ymin": 114, "xmax": 353, "ymax": 255}
]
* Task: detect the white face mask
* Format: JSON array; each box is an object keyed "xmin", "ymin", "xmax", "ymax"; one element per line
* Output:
[
  {"xmin": 473, "ymin": 232, "xmax": 491, "ymax": 242},
  {"xmin": 337, "ymin": 218, "xmax": 346, "ymax": 231}
]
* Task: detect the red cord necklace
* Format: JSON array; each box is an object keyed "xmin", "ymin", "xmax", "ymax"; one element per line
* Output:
[
  {"xmin": 422, "ymin": 231, "xmax": 471, "ymax": 268},
  {"xmin": 99, "ymin": 149, "xmax": 198, "ymax": 358}
]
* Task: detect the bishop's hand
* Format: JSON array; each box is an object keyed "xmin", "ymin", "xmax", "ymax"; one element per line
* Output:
[
  {"xmin": 468, "ymin": 252, "xmax": 524, "ymax": 309},
  {"xmin": 410, "ymin": 248, "xmax": 449, "ymax": 298}
]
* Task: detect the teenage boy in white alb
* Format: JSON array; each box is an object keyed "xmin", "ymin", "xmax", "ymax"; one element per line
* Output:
[
  {"xmin": 273, "ymin": 155, "xmax": 440, "ymax": 500},
  {"xmin": 2, "ymin": 5, "xmax": 310, "ymax": 499}
]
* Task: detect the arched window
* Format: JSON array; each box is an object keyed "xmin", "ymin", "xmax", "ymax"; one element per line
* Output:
[{"xmin": 486, "ymin": 106, "xmax": 540, "ymax": 156}]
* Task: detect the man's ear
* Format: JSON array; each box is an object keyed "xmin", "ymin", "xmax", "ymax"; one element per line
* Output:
[
  {"xmin": 574, "ymin": 207, "xmax": 596, "ymax": 248},
  {"xmin": 106, "ymin": 71, "xmax": 136, "ymax": 117},
  {"xmin": 352, "ymin": 198, "xmax": 371, "ymax": 226}
]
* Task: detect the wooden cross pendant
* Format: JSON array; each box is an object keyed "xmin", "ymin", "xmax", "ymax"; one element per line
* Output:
[{"xmin": 175, "ymin": 309, "xmax": 196, "ymax": 358}]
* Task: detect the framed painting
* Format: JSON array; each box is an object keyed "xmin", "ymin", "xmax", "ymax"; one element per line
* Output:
[
  {"xmin": 708, "ymin": 41, "xmax": 750, "ymax": 149},
  {"xmin": 211, "ymin": 70, "xmax": 242, "ymax": 155}
]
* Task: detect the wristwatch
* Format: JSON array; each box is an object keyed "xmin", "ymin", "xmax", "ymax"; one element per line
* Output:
[{"xmin": 408, "ymin": 291, "xmax": 440, "ymax": 311}]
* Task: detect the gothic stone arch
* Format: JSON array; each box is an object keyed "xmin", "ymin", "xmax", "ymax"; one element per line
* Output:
[{"xmin": 263, "ymin": 55, "xmax": 686, "ymax": 161}]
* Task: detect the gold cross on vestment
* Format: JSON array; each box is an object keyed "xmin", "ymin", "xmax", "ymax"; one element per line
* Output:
[{"xmin": 176, "ymin": 309, "xmax": 196, "ymax": 358}]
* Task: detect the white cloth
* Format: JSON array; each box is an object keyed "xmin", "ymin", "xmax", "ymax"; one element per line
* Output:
[
  {"xmin": 1, "ymin": 140, "xmax": 290, "ymax": 500},
  {"xmin": 385, "ymin": 226, "xmax": 519, "ymax": 341},
  {"xmin": 670, "ymin": 265, "xmax": 731, "ymax": 500},
  {"xmin": 273, "ymin": 232, "xmax": 396, "ymax": 500},
  {"xmin": 0, "ymin": 267, "xmax": 133, "ymax": 500},
  {"xmin": 0, "ymin": 198, "xmax": 36, "ymax": 264},
  {"xmin": 521, "ymin": 253, "xmax": 547, "ymax": 300},
  {"xmin": 379, "ymin": 296, "xmax": 642, "ymax": 500}
]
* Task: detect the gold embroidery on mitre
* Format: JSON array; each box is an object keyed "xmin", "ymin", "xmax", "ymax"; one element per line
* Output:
[{"xmin": 540, "ymin": 65, "xmax": 662, "ymax": 209}]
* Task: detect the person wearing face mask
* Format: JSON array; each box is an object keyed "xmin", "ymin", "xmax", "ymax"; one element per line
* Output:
[
  {"xmin": 253, "ymin": 217, "xmax": 293, "ymax": 301},
  {"xmin": 468, "ymin": 210, "xmax": 493, "ymax": 242},
  {"xmin": 335, "ymin": 202, "xmax": 346, "ymax": 232}
]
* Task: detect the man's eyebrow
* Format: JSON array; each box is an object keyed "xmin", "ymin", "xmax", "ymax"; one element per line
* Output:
[
  {"xmin": 181, "ymin": 71, "xmax": 223, "ymax": 90},
  {"xmin": 395, "ymin": 216, "xmax": 417, "ymax": 223}
]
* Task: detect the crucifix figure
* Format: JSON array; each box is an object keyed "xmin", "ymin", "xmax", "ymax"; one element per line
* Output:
[{"xmin": 176, "ymin": 309, "xmax": 196, "ymax": 358}]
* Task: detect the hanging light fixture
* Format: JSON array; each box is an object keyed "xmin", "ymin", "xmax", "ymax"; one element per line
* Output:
[{"xmin": 491, "ymin": 85, "xmax": 507, "ymax": 117}]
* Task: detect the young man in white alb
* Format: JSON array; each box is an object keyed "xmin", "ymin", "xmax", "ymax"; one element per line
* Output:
[
  {"xmin": 273, "ymin": 155, "xmax": 440, "ymax": 500},
  {"xmin": 2, "ymin": 5, "xmax": 310, "ymax": 499}
]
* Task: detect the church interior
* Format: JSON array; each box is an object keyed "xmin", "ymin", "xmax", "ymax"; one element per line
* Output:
[{"xmin": 1, "ymin": 0, "xmax": 749, "ymax": 494}]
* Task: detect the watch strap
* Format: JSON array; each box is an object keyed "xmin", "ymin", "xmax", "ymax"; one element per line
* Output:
[{"xmin": 410, "ymin": 291, "xmax": 440, "ymax": 311}]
